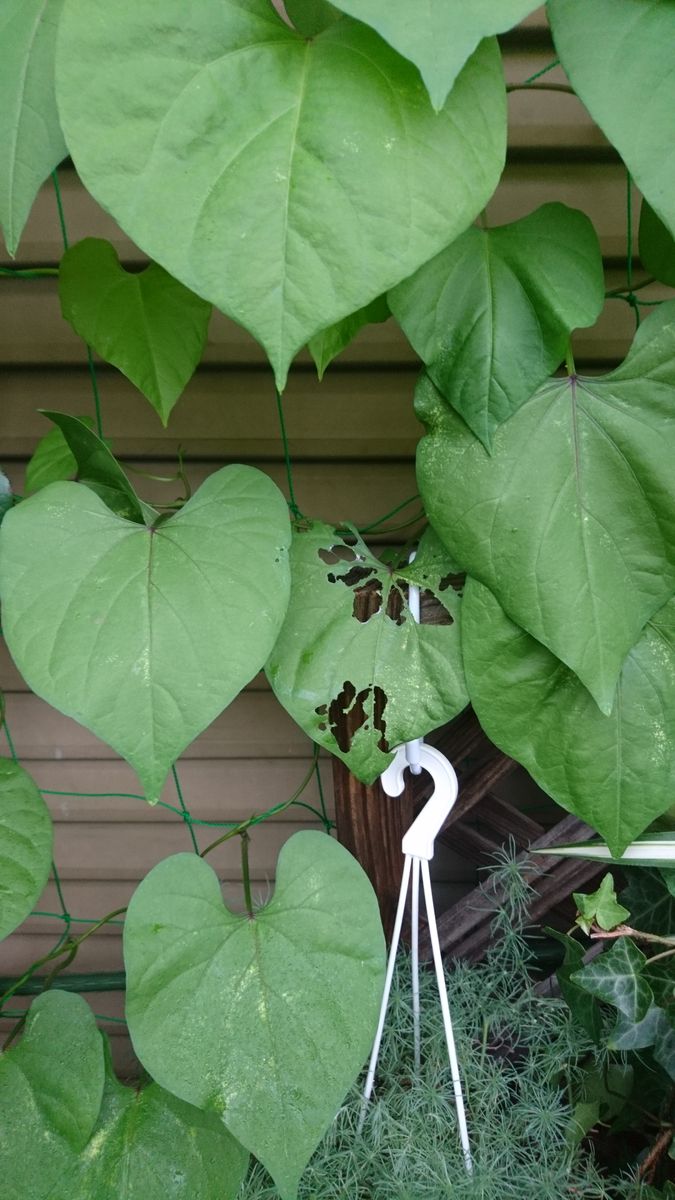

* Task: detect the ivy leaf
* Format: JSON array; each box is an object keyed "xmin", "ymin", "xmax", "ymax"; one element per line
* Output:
[
  {"xmin": 639, "ymin": 200, "xmax": 675, "ymax": 289},
  {"xmin": 0, "ymin": 991, "xmax": 105, "ymax": 1199},
  {"xmin": 573, "ymin": 874, "xmax": 630, "ymax": 936},
  {"xmin": 0, "ymin": 467, "xmax": 291, "ymax": 803},
  {"xmin": 56, "ymin": 2, "xmax": 506, "ymax": 389},
  {"xmin": 266, "ymin": 520, "xmax": 468, "ymax": 783},
  {"xmin": 284, "ymin": 0, "xmax": 341, "ymax": 37},
  {"xmin": 462, "ymin": 580, "xmax": 675, "ymax": 855},
  {"xmin": 329, "ymin": 0, "xmax": 538, "ymax": 111},
  {"xmin": 390, "ymin": 203, "xmax": 604, "ymax": 448},
  {"xmin": 41, "ymin": 411, "xmax": 151, "ymax": 524},
  {"xmin": 610, "ymin": 1004, "xmax": 669, "ymax": 1052},
  {"xmin": 308, "ymin": 295, "xmax": 390, "ymax": 380},
  {"xmin": 62, "ymin": 1043, "xmax": 249, "ymax": 1200},
  {"xmin": 0, "ymin": 758, "xmax": 52, "ymax": 941},
  {"xmin": 0, "ymin": 0, "xmax": 67, "ymax": 255},
  {"xmin": 546, "ymin": 928, "xmax": 602, "ymax": 1043},
  {"xmin": 417, "ymin": 301, "xmax": 675, "ymax": 713},
  {"xmin": 25, "ymin": 416, "xmax": 95, "ymax": 494},
  {"xmin": 125, "ymin": 832, "xmax": 386, "ymax": 1200},
  {"xmin": 59, "ymin": 240, "xmax": 212, "ymax": 426},
  {"xmin": 549, "ymin": 0, "xmax": 675, "ymax": 238},
  {"xmin": 571, "ymin": 938, "xmax": 653, "ymax": 1024},
  {"xmin": 622, "ymin": 869, "xmax": 675, "ymax": 938}
]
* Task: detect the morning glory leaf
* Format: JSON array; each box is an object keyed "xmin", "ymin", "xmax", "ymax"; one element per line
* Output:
[
  {"xmin": 548, "ymin": 0, "xmax": 675, "ymax": 238},
  {"xmin": 284, "ymin": 0, "xmax": 341, "ymax": 37},
  {"xmin": 62, "ymin": 1044, "xmax": 249, "ymax": 1200},
  {"xmin": 308, "ymin": 295, "xmax": 390, "ymax": 380},
  {"xmin": 0, "ymin": 0, "xmax": 67, "ymax": 255},
  {"xmin": 266, "ymin": 520, "xmax": 468, "ymax": 783},
  {"xmin": 59, "ymin": 240, "xmax": 212, "ymax": 426},
  {"xmin": 25, "ymin": 416, "xmax": 95, "ymax": 494},
  {"xmin": 462, "ymin": 580, "xmax": 675, "ymax": 856},
  {"xmin": 41, "ymin": 411, "xmax": 151, "ymax": 523},
  {"xmin": 124, "ymin": 832, "xmax": 386, "ymax": 1200},
  {"xmin": 390, "ymin": 203, "xmax": 604, "ymax": 448},
  {"xmin": 0, "ymin": 467, "xmax": 291, "ymax": 802},
  {"xmin": 417, "ymin": 301, "xmax": 675, "ymax": 712},
  {"xmin": 639, "ymin": 200, "xmax": 675, "ymax": 289},
  {"xmin": 572, "ymin": 938, "xmax": 653, "ymax": 1024},
  {"xmin": 0, "ymin": 991, "xmax": 105, "ymax": 1200},
  {"xmin": 329, "ymin": 0, "xmax": 538, "ymax": 111},
  {"xmin": 56, "ymin": 1, "xmax": 506, "ymax": 389},
  {"xmin": 0, "ymin": 758, "xmax": 52, "ymax": 942},
  {"xmin": 573, "ymin": 874, "xmax": 630, "ymax": 936}
]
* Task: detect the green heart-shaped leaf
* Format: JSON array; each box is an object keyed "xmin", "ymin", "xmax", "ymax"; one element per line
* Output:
[
  {"xmin": 59, "ymin": 240, "xmax": 212, "ymax": 426},
  {"xmin": 25, "ymin": 415, "xmax": 95, "ymax": 495},
  {"xmin": 0, "ymin": 0, "xmax": 67, "ymax": 255},
  {"xmin": 266, "ymin": 522, "xmax": 467, "ymax": 783},
  {"xmin": 0, "ymin": 757, "xmax": 53, "ymax": 941},
  {"xmin": 463, "ymin": 580, "xmax": 675, "ymax": 855},
  {"xmin": 417, "ymin": 301, "xmax": 675, "ymax": 712},
  {"xmin": 308, "ymin": 295, "xmax": 389, "ymax": 380},
  {"xmin": 571, "ymin": 937, "xmax": 653, "ymax": 1024},
  {"xmin": 0, "ymin": 467, "xmax": 291, "ymax": 801},
  {"xmin": 124, "ymin": 831, "xmax": 386, "ymax": 1200},
  {"xmin": 329, "ymin": 0, "xmax": 538, "ymax": 111},
  {"xmin": 0, "ymin": 993, "xmax": 247, "ymax": 1200},
  {"xmin": 639, "ymin": 200, "xmax": 675, "ymax": 289},
  {"xmin": 40, "ymin": 411, "xmax": 155, "ymax": 524},
  {"xmin": 56, "ymin": 1, "xmax": 506, "ymax": 388},
  {"xmin": 390, "ymin": 203, "xmax": 604, "ymax": 447},
  {"xmin": 0, "ymin": 991, "xmax": 105, "ymax": 1199},
  {"xmin": 62, "ymin": 1044, "xmax": 249, "ymax": 1200},
  {"xmin": 548, "ymin": 0, "xmax": 675, "ymax": 237}
]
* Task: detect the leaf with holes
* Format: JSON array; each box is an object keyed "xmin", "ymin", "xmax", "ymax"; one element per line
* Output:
[
  {"xmin": 0, "ymin": 0, "xmax": 67, "ymax": 255},
  {"xmin": 639, "ymin": 200, "xmax": 675, "ymax": 289},
  {"xmin": 308, "ymin": 295, "xmax": 389, "ymax": 380},
  {"xmin": 0, "ymin": 467, "xmax": 291, "ymax": 802},
  {"xmin": 124, "ymin": 832, "xmax": 386, "ymax": 1200},
  {"xmin": 417, "ymin": 301, "xmax": 675, "ymax": 712},
  {"xmin": 572, "ymin": 937, "xmax": 653, "ymax": 1024},
  {"xmin": 59, "ymin": 240, "xmax": 212, "ymax": 426},
  {"xmin": 41, "ymin": 411, "xmax": 152, "ymax": 523},
  {"xmin": 25, "ymin": 415, "xmax": 95, "ymax": 494},
  {"xmin": 329, "ymin": 0, "xmax": 538, "ymax": 110},
  {"xmin": 56, "ymin": 1, "xmax": 506, "ymax": 389},
  {"xmin": 548, "ymin": 0, "xmax": 675, "ymax": 238},
  {"xmin": 0, "ymin": 991, "xmax": 105, "ymax": 1200},
  {"xmin": 462, "ymin": 580, "xmax": 675, "ymax": 855},
  {"xmin": 0, "ymin": 758, "xmax": 52, "ymax": 941},
  {"xmin": 390, "ymin": 203, "xmax": 604, "ymax": 448},
  {"xmin": 266, "ymin": 520, "xmax": 467, "ymax": 782}
]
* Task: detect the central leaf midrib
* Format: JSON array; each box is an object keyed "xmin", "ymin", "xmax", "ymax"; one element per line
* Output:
[{"xmin": 278, "ymin": 39, "xmax": 312, "ymax": 357}]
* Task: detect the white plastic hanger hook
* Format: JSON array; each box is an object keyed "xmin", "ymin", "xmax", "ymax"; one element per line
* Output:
[{"xmin": 381, "ymin": 743, "xmax": 459, "ymax": 861}]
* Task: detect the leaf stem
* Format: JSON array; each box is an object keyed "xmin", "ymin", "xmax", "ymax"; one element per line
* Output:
[
  {"xmin": 199, "ymin": 747, "xmax": 320, "ymax": 858},
  {"xmin": 565, "ymin": 341, "xmax": 576, "ymax": 377},
  {"xmin": 505, "ymin": 82, "xmax": 576, "ymax": 95},
  {"xmin": 589, "ymin": 923, "xmax": 675, "ymax": 948},
  {"xmin": 241, "ymin": 831, "xmax": 254, "ymax": 919}
]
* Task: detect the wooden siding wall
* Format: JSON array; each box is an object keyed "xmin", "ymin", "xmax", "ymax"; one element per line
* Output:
[{"xmin": 0, "ymin": 9, "xmax": 662, "ymax": 1072}]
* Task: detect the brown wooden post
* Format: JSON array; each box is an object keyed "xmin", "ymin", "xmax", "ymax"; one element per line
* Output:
[{"xmin": 332, "ymin": 761, "xmax": 413, "ymax": 942}]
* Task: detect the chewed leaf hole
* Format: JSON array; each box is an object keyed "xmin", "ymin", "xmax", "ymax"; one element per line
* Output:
[
  {"xmin": 419, "ymin": 588, "xmax": 454, "ymax": 625},
  {"xmin": 318, "ymin": 544, "xmax": 357, "ymax": 566},
  {"xmin": 315, "ymin": 680, "xmax": 388, "ymax": 754},
  {"xmin": 327, "ymin": 564, "xmax": 376, "ymax": 588}
]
